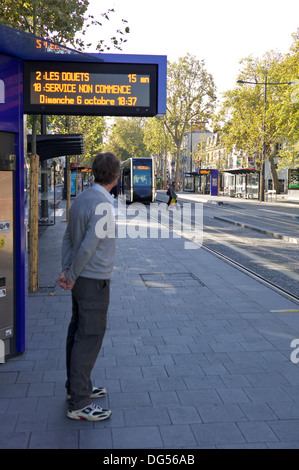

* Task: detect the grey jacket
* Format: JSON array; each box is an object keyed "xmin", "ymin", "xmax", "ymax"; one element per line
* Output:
[{"xmin": 62, "ymin": 184, "xmax": 116, "ymax": 282}]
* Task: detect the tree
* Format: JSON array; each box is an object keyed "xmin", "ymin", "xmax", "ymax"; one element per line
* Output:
[
  {"xmin": 105, "ymin": 117, "xmax": 150, "ymax": 161},
  {"xmin": 0, "ymin": 1, "xmax": 130, "ymax": 51},
  {"xmin": 215, "ymin": 51, "xmax": 293, "ymax": 198},
  {"xmin": 49, "ymin": 115, "xmax": 106, "ymax": 167},
  {"xmin": 270, "ymin": 31, "xmax": 299, "ymax": 170},
  {"xmin": 143, "ymin": 117, "xmax": 174, "ymax": 188},
  {"xmin": 164, "ymin": 54, "xmax": 217, "ymax": 184}
]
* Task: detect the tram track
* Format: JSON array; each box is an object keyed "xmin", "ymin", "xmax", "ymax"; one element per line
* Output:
[
  {"xmin": 152, "ymin": 195, "xmax": 299, "ymax": 303},
  {"xmin": 201, "ymin": 242, "xmax": 299, "ymax": 305},
  {"xmin": 181, "ymin": 225, "xmax": 299, "ymax": 304}
]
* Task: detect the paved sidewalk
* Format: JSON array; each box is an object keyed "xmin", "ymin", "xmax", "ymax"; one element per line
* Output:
[{"xmin": 1, "ymin": 198, "xmax": 299, "ymax": 449}]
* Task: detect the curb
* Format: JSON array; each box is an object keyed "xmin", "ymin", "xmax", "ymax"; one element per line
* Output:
[{"xmin": 214, "ymin": 216, "xmax": 299, "ymax": 244}]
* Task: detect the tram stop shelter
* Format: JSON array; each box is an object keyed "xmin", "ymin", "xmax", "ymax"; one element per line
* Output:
[
  {"xmin": 222, "ymin": 168, "xmax": 260, "ymax": 199},
  {"xmin": 0, "ymin": 23, "xmax": 166, "ymax": 360},
  {"xmin": 183, "ymin": 169, "xmax": 219, "ymax": 196}
]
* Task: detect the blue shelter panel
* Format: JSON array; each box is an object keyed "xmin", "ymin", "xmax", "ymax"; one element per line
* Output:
[
  {"xmin": 0, "ymin": 52, "xmax": 25, "ymax": 356},
  {"xmin": 210, "ymin": 169, "xmax": 219, "ymax": 196},
  {"xmin": 0, "ymin": 22, "xmax": 102, "ymax": 63},
  {"xmin": 0, "ymin": 55, "xmax": 23, "ymax": 132}
]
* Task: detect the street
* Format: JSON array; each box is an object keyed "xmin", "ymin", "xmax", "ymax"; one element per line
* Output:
[{"xmin": 156, "ymin": 192, "xmax": 299, "ymax": 298}]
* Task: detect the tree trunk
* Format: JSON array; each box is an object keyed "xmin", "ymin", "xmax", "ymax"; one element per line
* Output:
[
  {"xmin": 268, "ymin": 154, "xmax": 280, "ymax": 194},
  {"xmin": 28, "ymin": 152, "xmax": 39, "ymax": 292},
  {"xmin": 163, "ymin": 147, "xmax": 167, "ymax": 189},
  {"xmin": 28, "ymin": 116, "xmax": 39, "ymax": 292},
  {"xmin": 259, "ymin": 161, "xmax": 265, "ymax": 202},
  {"xmin": 175, "ymin": 148, "xmax": 181, "ymax": 187},
  {"xmin": 66, "ymin": 156, "xmax": 71, "ymax": 222}
]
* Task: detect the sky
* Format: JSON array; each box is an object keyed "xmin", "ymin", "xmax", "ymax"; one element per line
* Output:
[{"xmin": 85, "ymin": 0, "xmax": 299, "ymax": 98}]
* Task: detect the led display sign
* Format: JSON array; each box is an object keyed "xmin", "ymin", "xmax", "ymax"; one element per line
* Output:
[{"xmin": 23, "ymin": 61, "xmax": 158, "ymax": 116}]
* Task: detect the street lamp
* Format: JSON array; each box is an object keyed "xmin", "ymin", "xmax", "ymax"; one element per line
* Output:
[{"xmin": 237, "ymin": 78, "xmax": 291, "ymax": 202}]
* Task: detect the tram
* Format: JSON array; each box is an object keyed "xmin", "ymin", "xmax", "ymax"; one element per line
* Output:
[{"xmin": 120, "ymin": 157, "xmax": 156, "ymax": 203}]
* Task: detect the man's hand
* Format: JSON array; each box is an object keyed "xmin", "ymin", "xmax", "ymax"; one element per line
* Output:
[{"xmin": 55, "ymin": 270, "xmax": 75, "ymax": 291}]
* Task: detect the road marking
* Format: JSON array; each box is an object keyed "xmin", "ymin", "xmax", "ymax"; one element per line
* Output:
[{"xmin": 271, "ymin": 310, "xmax": 299, "ymax": 313}]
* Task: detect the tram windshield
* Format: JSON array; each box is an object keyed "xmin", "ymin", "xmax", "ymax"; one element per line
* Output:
[{"xmin": 133, "ymin": 164, "xmax": 151, "ymax": 186}]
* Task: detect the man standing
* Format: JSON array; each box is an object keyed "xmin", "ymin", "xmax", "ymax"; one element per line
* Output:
[{"xmin": 56, "ymin": 152, "xmax": 120, "ymax": 421}]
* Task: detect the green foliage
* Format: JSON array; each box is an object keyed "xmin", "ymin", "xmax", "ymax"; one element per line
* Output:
[
  {"xmin": 0, "ymin": 1, "xmax": 130, "ymax": 51},
  {"xmin": 49, "ymin": 115, "xmax": 106, "ymax": 166},
  {"xmin": 105, "ymin": 117, "xmax": 151, "ymax": 161},
  {"xmin": 164, "ymin": 53, "xmax": 217, "ymax": 183},
  {"xmin": 143, "ymin": 117, "xmax": 174, "ymax": 187},
  {"xmin": 214, "ymin": 35, "xmax": 299, "ymax": 173},
  {"xmin": 143, "ymin": 117, "xmax": 174, "ymax": 156}
]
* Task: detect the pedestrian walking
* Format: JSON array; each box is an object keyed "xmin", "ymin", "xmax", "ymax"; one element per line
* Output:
[
  {"xmin": 167, "ymin": 181, "xmax": 178, "ymax": 208},
  {"xmin": 56, "ymin": 152, "xmax": 120, "ymax": 421}
]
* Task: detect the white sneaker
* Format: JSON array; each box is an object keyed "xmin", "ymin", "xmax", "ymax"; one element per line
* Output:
[
  {"xmin": 66, "ymin": 386, "xmax": 106, "ymax": 400},
  {"xmin": 67, "ymin": 403, "xmax": 112, "ymax": 421},
  {"xmin": 90, "ymin": 386, "xmax": 107, "ymax": 398}
]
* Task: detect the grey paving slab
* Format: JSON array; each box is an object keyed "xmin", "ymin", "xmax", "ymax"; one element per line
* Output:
[
  {"xmin": 197, "ymin": 403, "xmax": 247, "ymax": 423},
  {"xmin": 191, "ymin": 422, "xmax": 246, "ymax": 446},
  {"xmin": 28, "ymin": 430, "xmax": 79, "ymax": 449},
  {"xmin": 268, "ymin": 420, "xmax": 299, "ymax": 442},
  {"xmin": 0, "ymin": 431, "xmax": 30, "ymax": 449},
  {"xmin": 123, "ymin": 406, "xmax": 171, "ymax": 426},
  {"xmin": 79, "ymin": 428, "xmax": 113, "ymax": 449},
  {"xmin": 1, "ymin": 198, "xmax": 299, "ymax": 449},
  {"xmin": 159, "ymin": 424, "xmax": 197, "ymax": 448},
  {"xmin": 239, "ymin": 403, "xmax": 279, "ymax": 421},
  {"xmin": 112, "ymin": 425, "xmax": 164, "ymax": 449},
  {"xmin": 167, "ymin": 405, "xmax": 202, "ymax": 425}
]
